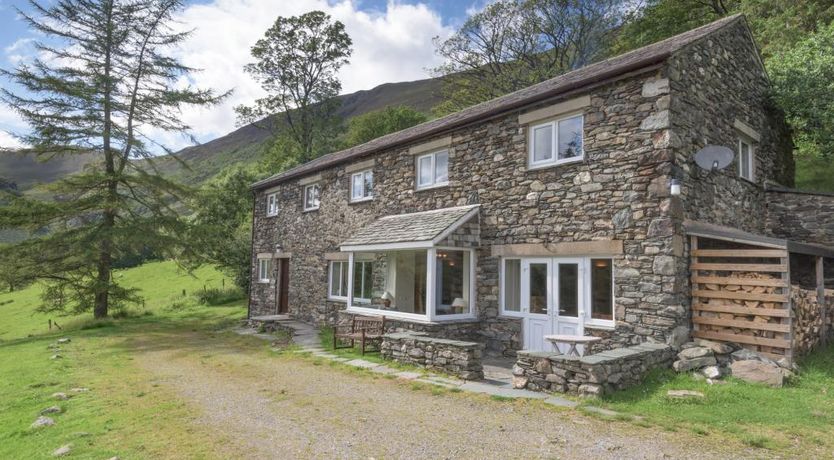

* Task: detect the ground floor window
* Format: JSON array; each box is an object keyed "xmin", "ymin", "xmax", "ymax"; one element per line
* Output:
[
  {"xmin": 258, "ymin": 258, "xmax": 272, "ymax": 283},
  {"xmin": 590, "ymin": 258, "xmax": 614, "ymax": 322},
  {"xmin": 329, "ymin": 261, "xmax": 349, "ymax": 300},
  {"xmin": 344, "ymin": 248, "xmax": 475, "ymax": 321}
]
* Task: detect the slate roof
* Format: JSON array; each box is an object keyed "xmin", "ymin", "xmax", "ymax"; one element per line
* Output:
[
  {"xmin": 340, "ymin": 205, "xmax": 479, "ymax": 248},
  {"xmin": 252, "ymin": 14, "xmax": 746, "ymax": 191}
]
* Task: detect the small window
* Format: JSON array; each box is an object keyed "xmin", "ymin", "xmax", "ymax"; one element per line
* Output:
[
  {"xmin": 528, "ymin": 114, "xmax": 584, "ymax": 168},
  {"xmin": 590, "ymin": 258, "xmax": 614, "ymax": 324},
  {"xmin": 329, "ymin": 261, "xmax": 349, "ymax": 300},
  {"xmin": 266, "ymin": 193, "xmax": 278, "ymax": 216},
  {"xmin": 303, "ymin": 184, "xmax": 320, "ymax": 211},
  {"xmin": 258, "ymin": 258, "xmax": 272, "ymax": 283},
  {"xmin": 416, "ymin": 150, "xmax": 449, "ymax": 189},
  {"xmin": 350, "ymin": 170, "xmax": 373, "ymax": 202},
  {"xmin": 352, "ymin": 260, "xmax": 374, "ymax": 303},
  {"xmin": 501, "ymin": 259, "xmax": 522, "ymax": 314},
  {"xmin": 738, "ymin": 138, "xmax": 754, "ymax": 181}
]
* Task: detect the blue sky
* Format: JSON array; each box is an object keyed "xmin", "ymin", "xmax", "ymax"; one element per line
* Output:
[{"xmin": 0, "ymin": 0, "xmax": 483, "ymax": 149}]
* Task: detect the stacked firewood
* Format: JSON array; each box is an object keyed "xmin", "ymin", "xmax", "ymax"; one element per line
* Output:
[
  {"xmin": 699, "ymin": 272, "xmax": 785, "ymax": 334},
  {"xmin": 792, "ymin": 286, "xmax": 823, "ymax": 355}
]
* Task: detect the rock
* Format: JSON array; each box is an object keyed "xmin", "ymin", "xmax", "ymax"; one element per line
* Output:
[
  {"xmin": 534, "ymin": 359, "xmax": 552, "ymax": 375},
  {"xmin": 57, "ymin": 338, "xmax": 71, "ymax": 344},
  {"xmin": 665, "ymin": 326, "xmax": 690, "ymax": 349},
  {"xmin": 52, "ymin": 392, "xmax": 69, "ymax": 401},
  {"xmin": 700, "ymin": 366, "xmax": 722, "ymax": 379},
  {"xmin": 53, "ymin": 444, "xmax": 71, "ymax": 457},
  {"xmin": 680, "ymin": 342, "xmax": 699, "ymax": 349},
  {"xmin": 31, "ymin": 416, "xmax": 55, "ymax": 429},
  {"xmin": 70, "ymin": 387, "xmax": 89, "ymax": 393},
  {"xmin": 511, "ymin": 364, "xmax": 525, "ymax": 376},
  {"xmin": 40, "ymin": 406, "xmax": 62, "ymax": 415},
  {"xmin": 730, "ymin": 348, "xmax": 763, "ymax": 362},
  {"xmin": 642, "ymin": 78, "xmax": 670, "ymax": 97},
  {"xmin": 512, "ymin": 375, "xmax": 528, "ymax": 389},
  {"xmin": 776, "ymin": 357, "xmax": 799, "ymax": 372},
  {"xmin": 50, "ymin": 354, "xmax": 62, "ymax": 360},
  {"xmin": 667, "ymin": 389, "xmax": 704, "ymax": 399},
  {"xmin": 652, "ymin": 255, "xmax": 676, "ymax": 275},
  {"xmin": 672, "ymin": 356, "xmax": 717, "ymax": 372},
  {"xmin": 694, "ymin": 338, "xmax": 734, "ymax": 354},
  {"xmin": 578, "ymin": 383, "xmax": 603, "ymax": 397},
  {"xmin": 640, "ymin": 110, "xmax": 670, "ymax": 130},
  {"xmin": 730, "ymin": 360, "xmax": 789, "ymax": 387},
  {"xmin": 678, "ymin": 347, "xmax": 713, "ymax": 360}
]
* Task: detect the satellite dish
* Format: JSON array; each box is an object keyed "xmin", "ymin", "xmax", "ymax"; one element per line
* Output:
[{"xmin": 694, "ymin": 145, "xmax": 734, "ymax": 172}]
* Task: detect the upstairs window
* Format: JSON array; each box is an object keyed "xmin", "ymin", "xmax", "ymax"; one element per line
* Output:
[
  {"xmin": 528, "ymin": 114, "xmax": 584, "ymax": 168},
  {"xmin": 738, "ymin": 138, "xmax": 754, "ymax": 181},
  {"xmin": 303, "ymin": 184, "xmax": 320, "ymax": 211},
  {"xmin": 416, "ymin": 150, "xmax": 449, "ymax": 189},
  {"xmin": 350, "ymin": 170, "xmax": 374, "ymax": 202},
  {"xmin": 257, "ymin": 258, "xmax": 272, "ymax": 283},
  {"xmin": 266, "ymin": 193, "xmax": 278, "ymax": 217}
]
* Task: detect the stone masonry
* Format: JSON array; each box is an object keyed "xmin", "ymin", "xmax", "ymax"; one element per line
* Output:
[
  {"xmin": 381, "ymin": 331, "xmax": 484, "ymax": 380},
  {"xmin": 249, "ymin": 17, "xmax": 798, "ymax": 357}
]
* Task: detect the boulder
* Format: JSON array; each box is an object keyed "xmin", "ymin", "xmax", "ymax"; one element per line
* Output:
[
  {"xmin": 52, "ymin": 393, "xmax": 69, "ymax": 401},
  {"xmin": 31, "ymin": 416, "xmax": 55, "ymax": 429},
  {"xmin": 678, "ymin": 347, "xmax": 713, "ymax": 360},
  {"xmin": 40, "ymin": 406, "xmax": 62, "ymax": 415},
  {"xmin": 694, "ymin": 338, "xmax": 734, "ymax": 355},
  {"xmin": 667, "ymin": 389, "xmax": 704, "ymax": 399},
  {"xmin": 578, "ymin": 383, "xmax": 603, "ymax": 397},
  {"xmin": 57, "ymin": 338, "xmax": 71, "ymax": 344},
  {"xmin": 665, "ymin": 326, "xmax": 690, "ymax": 349},
  {"xmin": 730, "ymin": 360, "xmax": 790, "ymax": 387},
  {"xmin": 730, "ymin": 348, "xmax": 765, "ymax": 362},
  {"xmin": 512, "ymin": 375, "xmax": 529, "ymax": 389},
  {"xmin": 672, "ymin": 356, "xmax": 717, "ymax": 372},
  {"xmin": 700, "ymin": 366, "xmax": 722, "ymax": 379},
  {"xmin": 53, "ymin": 444, "xmax": 71, "ymax": 457}
]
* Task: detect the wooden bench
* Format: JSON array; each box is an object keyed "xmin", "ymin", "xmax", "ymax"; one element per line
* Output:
[
  {"xmin": 544, "ymin": 335, "xmax": 602, "ymax": 357},
  {"xmin": 333, "ymin": 315, "xmax": 386, "ymax": 355}
]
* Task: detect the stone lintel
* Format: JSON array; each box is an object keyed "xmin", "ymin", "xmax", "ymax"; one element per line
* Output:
[
  {"xmin": 408, "ymin": 136, "xmax": 452, "ymax": 156},
  {"xmin": 733, "ymin": 119, "xmax": 762, "ymax": 142},
  {"xmin": 491, "ymin": 240, "xmax": 624, "ymax": 258},
  {"xmin": 345, "ymin": 158, "xmax": 375, "ymax": 173},
  {"xmin": 298, "ymin": 174, "xmax": 322, "ymax": 186},
  {"xmin": 518, "ymin": 95, "xmax": 591, "ymax": 125},
  {"xmin": 324, "ymin": 252, "xmax": 349, "ymax": 261},
  {"xmin": 258, "ymin": 252, "xmax": 292, "ymax": 259}
]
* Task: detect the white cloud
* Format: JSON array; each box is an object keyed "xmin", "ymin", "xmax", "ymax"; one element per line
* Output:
[
  {"xmin": 158, "ymin": 0, "xmax": 453, "ymax": 151},
  {"xmin": 4, "ymin": 37, "xmax": 35, "ymax": 65},
  {"xmin": 0, "ymin": 103, "xmax": 26, "ymax": 149}
]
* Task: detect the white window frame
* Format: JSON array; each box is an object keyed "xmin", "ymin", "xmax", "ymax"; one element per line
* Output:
[
  {"xmin": 527, "ymin": 113, "xmax": 584, "ymax": 170},
  {"xmin": 303, "ymin": 183, "xmax": 321, "ymax": 211},
  {"xmin": 738, "ymin": 138, "xmax": 755, "ymax": 182},
  {"xmin": 328, "ymin": 260, "xmax": 349, "ymax": 301},
  {"xmin": 585, "ymin": 258, "xmax": 615, "ymax": 329},
  {"xmin": 499, "ymin": 258, "xmax": 524, "ymax": 318},
  {"xmin": 415, "ymin": 150, "xmax": 449, "ymax": 190},
  {"xmin": 266, "ymin": 193, "xmax": 278, "ymax": 217},
  {"xmin": 257, "ymin": 258, "xmax": 272, "ymax": 284},
  {"xmin": 350, "ymin": 170, "xmax": 374, "ymax": 202},
  {"xmin": 352, "ymin": 259, "xmax": 373, "ymax": 303},
  {"xmin": 344, "ymin": 246, "xmax": 477, "ymax": 323}
]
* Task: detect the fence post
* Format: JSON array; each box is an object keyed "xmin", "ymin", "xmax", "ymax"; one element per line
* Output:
[{"xmin": 818, "ymin": 256, "xmax": 827, "ymax": 345}]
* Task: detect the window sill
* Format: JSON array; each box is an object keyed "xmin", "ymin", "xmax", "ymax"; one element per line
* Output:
[
  {"xmin": 328, "ymin": 297, "xmax": 348, "ymax": 303},
  {"xmin": 349, "ymin": 197, "xmax": 374, "ymax": 204},
  {"xmin": 527, "ymin": 156, "xmax": 584, "ymax": 171},
  {"xmin": 302, "ymin": 207, "xmax": 320, "ymax": 213},
  {"xmin": 256, "ymin": 280, "xmax": 271, "ymax": 284},
  {"xmin": 265, "ymin": 213, "xmax": 278, "ymax": 218},
  {"xmin": 345, "ymin": 306, "xmax": 478, "ymax": 324},
  {"xmin": 415, "ymin": 182, "xmax": 450, "ymax": 192},
  {"xmin": 585, "ymin": 322, "xmax": 615, "ymax": 331}
]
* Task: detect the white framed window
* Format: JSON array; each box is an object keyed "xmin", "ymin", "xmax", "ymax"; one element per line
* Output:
[
  {"xmin": 738, "ymin": 138, "xmax": 754, "ymax": 181},
  {"xmin": 416, "ymin": 150, "xmax": 449, "ymax": 190},
  {"xmin": 257, "ymin": 258, "xmax": 272, "ymax": 283},
  {"xmin": 528, "ymin": 114, "xmax": 584, "ymax": 169},
  {"xmin": 352, "ymin": 260, "xmax": 373, "ymax": 303},
  {"xmin": 350, "ymin": 170, "xmax": 374, "ymax": 202},
  {"xmin": 266, "ymin": 193, "xmax": 278, "ymax": 216},
  {"xmin": 328, "ymin": 261, "xmax": 349, "ymax": 300},
  {"xmin": 303, "ymin": 184, "xmax": 320, "ymax": 211},
  {"xmin": 500, "ymin": 258, "xmax": 523, "ymax": 317},
  {"xmin": 587, "ymin": 258, "xmax": 614, "ymax": 328}
]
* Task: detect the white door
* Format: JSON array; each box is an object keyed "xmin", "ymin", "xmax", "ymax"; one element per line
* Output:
[
  {"xmin": 520, "ymin": 258, "xmax": 585, "ymax": 352},
  {"xmin": 521, "ymin": 259, "xmax": 552, "ymax": 351}
]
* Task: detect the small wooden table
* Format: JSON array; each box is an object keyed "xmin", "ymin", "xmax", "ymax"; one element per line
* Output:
[{"xmin": 544, "ymin": 335, "xmax": 602, "ymax": 357}]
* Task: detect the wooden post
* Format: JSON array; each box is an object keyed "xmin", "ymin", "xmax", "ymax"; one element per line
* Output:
[
  {"xmin": 817, "ymin": 256, "xmax": 827, "ymax": 345},
  {"xmin": 783, "ymin": 253, "xmax": 793, "ymax": 364},
  {"xmin": 690, "ymin": 236, "xmax": 699, "ymax": 337}
]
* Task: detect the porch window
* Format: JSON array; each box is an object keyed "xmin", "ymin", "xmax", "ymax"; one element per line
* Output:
[
  {"xmin": 352, "ymin": 259, "xmax": 374, "ymax": 303},
  {"xmin": 351, "ymin": 170, "xmax": 373, "ymax": 202},
  {"xmin": 528, "ymin": 114, "xmax": 583, "ymax": 169},
  {"xmin": 328, "ymin": 261, "xmax": 348, "ymax": 300},
  {"xmin": 303, "ymin": 184, "xmax": 320, "ymax": 211},
  {"xmin": 435, "ymin": 250, "xmax": 471, "ymax": 315},
  {"xmin": 589, "ymin": 258, "xmax": 614, "ymax": 324},
  {"xmin": 257, "ymin": 258, "xmax": 272, "ymax": 283}
]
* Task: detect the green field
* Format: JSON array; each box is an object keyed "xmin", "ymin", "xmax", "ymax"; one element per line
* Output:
[{"xmin": 0, "ymin": 261, "xmax": 250, "ymax": 459}]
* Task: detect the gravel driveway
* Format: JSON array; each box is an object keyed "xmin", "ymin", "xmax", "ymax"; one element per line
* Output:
[{"xmin": 133, "ymin": 331, "xmax": 752, "ymax": 460}]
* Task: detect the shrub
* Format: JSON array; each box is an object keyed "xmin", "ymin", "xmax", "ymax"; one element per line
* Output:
[{"xmin": 193, "ymin": 287, "xmax": 245, "ymax": 306}]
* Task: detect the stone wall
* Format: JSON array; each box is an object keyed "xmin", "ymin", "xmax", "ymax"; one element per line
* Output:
[
  {"xmin": 337, "ymin": 311, "xmax": 483, "ymax": 343},
  {"xmin": 381, "ymin": 331, "xmax": 484, "ymax": 380},
  {"xmin": 766, "ymin": 186, "xmax": 834, "ymax": 248},
  {"xmin": 513, "ymin": 343, "xmax": 674, "ymax": 396}
]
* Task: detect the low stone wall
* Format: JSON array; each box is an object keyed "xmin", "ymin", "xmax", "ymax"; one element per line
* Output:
[
  {"xmin": 381, "ymin": 331, "xmax": 485, "ymax": 380},
  {"xmin": 513, "ymin": 343, "xmax": 674, "ymax": 396}
]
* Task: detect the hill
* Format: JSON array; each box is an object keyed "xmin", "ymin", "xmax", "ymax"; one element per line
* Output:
[{"xmin": 0, "ymin": 150, "xmax": 98, "ymax": 191}]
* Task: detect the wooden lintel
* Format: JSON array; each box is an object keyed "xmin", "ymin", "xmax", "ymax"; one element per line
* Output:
[{"xmin": 491, "ymin": 240, "xmax": 623, "ymax": 257}]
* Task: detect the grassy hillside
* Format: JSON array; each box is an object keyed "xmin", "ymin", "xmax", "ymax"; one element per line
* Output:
[{"xmin": 0, "ymin": 151, "xmax": 98, "ymax": 191}]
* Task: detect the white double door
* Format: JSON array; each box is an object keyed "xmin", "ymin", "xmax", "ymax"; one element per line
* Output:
[{"xmin": 521, "ymin": 258, "xmax": 585, "ymax": 353}]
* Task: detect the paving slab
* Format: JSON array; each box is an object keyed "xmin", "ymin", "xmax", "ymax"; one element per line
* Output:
[
  {"xmin": 345, "ymin": 359, "xmax": 380, "ymax": 369},
  {"xmin": 394, "ymin": 371, "xmax": 422, "ymax": 380},
  {"xmin": 583, "ymin": 406, "xmax": 620, "ymax": 417},
  {"xmin": 369, "ymin": 365, "xmax": 399, "ymax": 375},
  {"xmin": 544, "ymin": 396, "xmax": 580, "ymax": 408}
]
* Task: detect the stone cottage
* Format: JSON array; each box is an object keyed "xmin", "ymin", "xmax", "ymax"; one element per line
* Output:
[{"xmin": 247, "ymin": 15, "xmax": 834, "ymax": 360}]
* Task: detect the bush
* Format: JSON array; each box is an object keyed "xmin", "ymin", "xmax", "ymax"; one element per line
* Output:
[{"xmin": 193, "ymin": 287, "xmax": 245, "ymax": 306}]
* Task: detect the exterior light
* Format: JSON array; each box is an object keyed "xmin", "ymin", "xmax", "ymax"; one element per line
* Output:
[{"xmin": 670, "ymin": 178, "xmax": 681, "ymax": 196}]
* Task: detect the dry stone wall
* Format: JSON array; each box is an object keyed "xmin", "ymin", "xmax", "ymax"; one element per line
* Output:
[
  {"xmin": 766, "ymin": 187, "xmax": 834, "ymax": 248},
  {"xmin": 381, "ymin": 331, "xmax": 484, "ymax": 380}
]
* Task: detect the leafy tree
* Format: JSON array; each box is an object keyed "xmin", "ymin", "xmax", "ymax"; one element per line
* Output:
[
  {"xmin": 236, "ymin": 11, "xmax": 352, "ymax": 163},
  {"xmin": 432, "ymin": 0, "xmax": 623, "ymax": 115},
  {"xmin": 0, "ymin": 244, "xmax": 33, "ymax": 292},
  {"xmin": 259, "ymin": 132, "xmax": 304, "ymax": 177},
  {"xmin": 187, "ymin": 166, "xmax": 258, "ymax": 290},
  {"xmin": 0, "ymin": 0, "xmax": 227, "ymax": 318},
  {"xmin": 341, "ymin": 106, "xmax": 428, "ymax": 148}
]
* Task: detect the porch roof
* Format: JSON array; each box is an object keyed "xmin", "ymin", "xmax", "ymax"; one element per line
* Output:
[
  {"xmin": 684, "ymin": 219, "xmax": 834, "ymax": 259},
  {"xmin": 340, "ymin": 205, "xmax": 479, "ymax": 251}
]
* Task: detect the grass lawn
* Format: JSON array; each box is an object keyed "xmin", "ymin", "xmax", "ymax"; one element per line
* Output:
[
  {"xmin": 0, "ymin": 260, "xmax": 249, "ymax": 459},
  {"xmin": 597, "ymin": 348, "xmax": 834, "ymax": 451}
]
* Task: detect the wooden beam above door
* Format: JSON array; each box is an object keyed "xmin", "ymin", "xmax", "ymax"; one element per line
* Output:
[{"xmin": 491, "ymin": 240, "xmax": 623, "ymax": 258}]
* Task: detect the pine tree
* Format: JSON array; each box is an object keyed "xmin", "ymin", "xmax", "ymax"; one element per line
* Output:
[{"xmin": 0, "ymin": 0, "xmax": 228, "ymax": 318}]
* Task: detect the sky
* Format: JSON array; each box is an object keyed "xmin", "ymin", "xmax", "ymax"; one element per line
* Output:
[{"xmin": 0, "ymin": 0, "xmax": 485, "ymax": 151}]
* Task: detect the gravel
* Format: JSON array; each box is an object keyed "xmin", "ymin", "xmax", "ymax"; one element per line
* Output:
[{"xmin": 135, "ymin": 333, "xmax": 748, "ymax": 460}]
